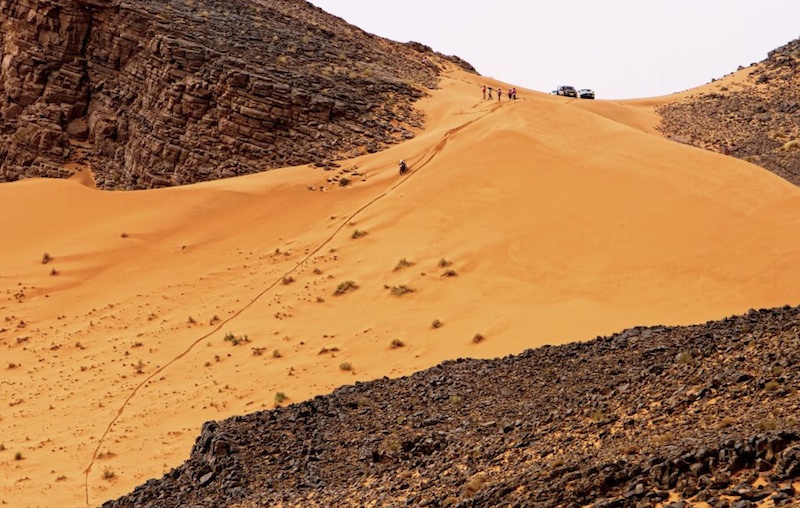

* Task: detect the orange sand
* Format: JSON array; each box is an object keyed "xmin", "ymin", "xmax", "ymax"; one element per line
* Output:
[{"xmin": 1, "ymin": 67, "xmax": 799, "ymax": 507}]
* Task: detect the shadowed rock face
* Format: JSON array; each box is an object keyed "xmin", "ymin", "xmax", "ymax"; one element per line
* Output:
[
  {"xmin": 103, "ymin": 306, "xmax": 800, "ymax": 507},
  {"xmin": 657, "ymin": 38, "xmax": 800, "ymax": 186},
  {"xmin": 0, "ymin": 0, "xmax": 475, "ymax": 189}
]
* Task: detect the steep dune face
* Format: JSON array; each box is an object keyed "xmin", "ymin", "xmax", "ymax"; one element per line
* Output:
[{"xmin": 1, "ymin": 69, "xmax": 799, "ymax": 507}]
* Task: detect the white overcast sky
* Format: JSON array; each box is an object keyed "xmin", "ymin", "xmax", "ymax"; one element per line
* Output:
[{"xmin": 308, "ymin": 0, "xmax": 800, "ymax": 99}]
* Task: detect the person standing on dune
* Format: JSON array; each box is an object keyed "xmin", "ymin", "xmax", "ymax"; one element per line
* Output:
[
  {"xmin": 482, "ymin": 85, "xmax": 486, "ymax": 99},
  {"xmin": 498, "ymin": 87, "xmax": 502, "ymax": 101},
  {"xmin": 487, "ymin": 86, "xmax": 493, "ymax": 100}
]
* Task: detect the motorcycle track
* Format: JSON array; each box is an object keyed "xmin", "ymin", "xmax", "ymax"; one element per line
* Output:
[{"xmin": 83, "ymin": 99, "xmax": 506, "ymax": 507}]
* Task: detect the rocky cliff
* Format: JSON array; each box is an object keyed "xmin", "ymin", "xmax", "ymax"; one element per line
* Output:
[
  {"xmin": 657, "ymin": 38, "xmax": 800, "ymax": 186},
  {"xmin": 0, "ymin": 0, "xmax": 474, "ymax": 189},
  {"xmin": 103, "ymin": 305, "xmax": 800, "ymax": 507}
]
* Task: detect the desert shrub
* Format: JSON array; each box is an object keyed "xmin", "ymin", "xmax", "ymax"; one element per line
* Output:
[
  {"xmin": 472, "ymin": 333, "xmax": 485, "ymax": 344},
  {"xmin": 274, "ymin": 392, "xmax": 287, "ymax": 404},
  {"xmin": 351, "ymin": 229, "xmax": 368, "ymax": 239},
  {"xmin": 765, "ymin": 380, "xmax": 780, "ymax": 392},
  {"xmin": 339, "ymin": 177, "xmax": 350, "ymax": 187},
  {"xmin": 339, "ymin": 362, "xmax": 353, "ymax": 371},
  {"xmin": 41, "ymin": 252, "xmax": 52, "ymax": 264},
  {"xmin": 431, "ymin": 319, "xmax": 443, "ymax": 329},
  {"xmin": 282, "ymin": 275, "xmax": 295, "ymax": 285},
  {"xmin": 389, "ymin": 285, "xmax": 415, "ymax": 296},
  {"xmin": 223, "ymin": 332, "xmax": 250, "ymax": 346},
  {"xmin": 272, "ymin": 349, "xmax": 282, "ymax": 358},
  {"xmin": 102, "ymin": 468, "xmax": 115, "ymax": 480},
  {"xmin": 14, "ymin": 451, "xmax": 23, "ymax": 461},
  {"xmin": 438, "ymin": 258, "xmax": 453, "ymax": 268},
  {"xmin": 394, "ymin": 258, "xmax": 414, "ymax": 271},
  {"xmin": 334, "ymin": 280, "xmax": 358, "ymax": 295},
  {"xmin": 390, "ymin": 339, "xmax": 405, "ymax": 349},
  {"xmin": 441, "ymin": 269, "xmax": 458, "ymax": 278}
]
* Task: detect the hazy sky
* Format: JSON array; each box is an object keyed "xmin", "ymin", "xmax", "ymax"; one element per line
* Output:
[{"xmin": 308, "ymin": 1, "xmax": 800, "ymax": 99}]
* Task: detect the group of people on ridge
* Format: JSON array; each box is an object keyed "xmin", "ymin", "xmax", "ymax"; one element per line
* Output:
[{"xmin": 482, "ymin": 85, "xmax": 517, "ymax": 101}]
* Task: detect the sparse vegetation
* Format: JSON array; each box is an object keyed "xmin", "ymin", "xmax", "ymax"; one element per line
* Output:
[
  {"xmin": 393, "ymin": 258, "xmax": 414, "ymax": 271},
  {"xmin": 282, "ymin": 275, "xmax": 295, "ymax": 285},
  {"xmin": 41, "ymin": 252, "xmax": 52, "ymax": 264},
  {"xmin": 339, "ymin": 362, "xmax": 353, "ymax": 371},
  {"xmin": 102, "ymin": 468, "xmax": 116, "ymax": 480},
  {"xmin": 431, "ymin": 319, "xmax": 443, "ymax": 329},
  {"xmin": 351, "ymin": 229, "xmax": 368, "ymax": 239},
  {"xmin": 334, "ymin": 280, "xmax": 358, "ymax": 296},
  {"xmin": 224, "ymin": 332, "xmax": 250, "ymax": 346},
  {"xmin": 50, "ymin": 267, "xmax": 58, "ymax": 276},
  {"xmin": 133, "ymin": 359, "xmax": 145, "ymax": 374},
  {"xmin": 389, "ymin": 285, "xmax": 415, "ymax": 296},
  {"xmin": 441, "ymin": 269, "xmax": 458, "ymax": 278},
  {"xmin": 7, "ymin": 362, "xmax": 17, "ymax": 369},
  {"xmin": 274, "ymin": 392, "xmax": 287, "ymax": 405},
  {"xmin": 438, "ymin": 258, "xmax": 453, "ymax": 268},
  {"xmin": 339, "ymin": 177, "xmax": 350, "ymax": 186},
  {"xmin": 187, "ymin": 316, "xmax": 197, "ymax": 324},
  {"xmin": 472, "ymin": 333, "xmax": 485, "ymax": 344},
  {"xmin": 272, "ymin": 349, "xmax": 282, "ymax": 358},
  {"xmin": 14, "ymin": 451, "xmax": 23, "ymax": 461},
  {"xmin": 390, "ymin": 339, "xmax": 405, "ymax": 349}
]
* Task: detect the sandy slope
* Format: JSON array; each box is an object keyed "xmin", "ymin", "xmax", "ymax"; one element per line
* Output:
[{"xmin": 1, "ymin": 68, "xmax": 799, "ymax": 507}]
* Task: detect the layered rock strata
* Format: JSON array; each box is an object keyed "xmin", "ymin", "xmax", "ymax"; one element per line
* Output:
[{"xmin": 0, "ymin": 0, "xmax": 474, "ymax": 188}]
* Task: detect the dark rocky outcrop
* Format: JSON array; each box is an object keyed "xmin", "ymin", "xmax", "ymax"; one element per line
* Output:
[
  {"xmin": 657, "ymin": 38, "xmax": 800, "ymax": 186},
  {"xmin": 103, "ymin": 305, "xmax": 800, "ymax": 507},
  {"xmin": 0, "ymin": 0, "xmax": 473, "ymax": 189}
]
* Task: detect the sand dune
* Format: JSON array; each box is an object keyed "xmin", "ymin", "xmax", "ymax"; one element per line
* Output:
[{"xmin": 1, "ymin": 68, "xmax": 799, "ymax": 507}]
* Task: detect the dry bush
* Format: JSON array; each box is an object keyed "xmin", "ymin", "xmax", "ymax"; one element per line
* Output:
[
  {"xmin": 339, "ymin": 362, "xmax": 353, "ymax": 371},
  {"xmin": 431, "ymin": 319, "xmax": 443, "ymax": 329},
  {"xmin": 394, "ymin": 258, "xmax": 414, "ymax": 271},
  {"xmin": 390, "ymin": 339, "xmax": 405, "ymax": 349},
  {"xmin": 472, "ymin": 333, "xmax": 485, "ymax": 344},
  {"xmin": 389, "ymin": 285, "xmax": 415, "ymax": 296},
  {"xmin": 334, "ymin": 280, "xmax": 358, "ymax": 295}
]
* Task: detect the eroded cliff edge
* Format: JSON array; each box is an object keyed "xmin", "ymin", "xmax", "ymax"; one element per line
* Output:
[{"xmin": 0, "ymin": 0, "xmax": 474, "ymax": 188}]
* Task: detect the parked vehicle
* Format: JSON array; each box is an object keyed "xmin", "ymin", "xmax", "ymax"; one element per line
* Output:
[
  {"xmin": 556, "ymin": 85, "xmax": 577, "ymax": 98},
  {"xmin": 578, "ymin": 89, "xmax": 595, "ymax": 99},
  {"xmin": 556, "ymin": 85, "xmax": 578, "ymax": 97}
]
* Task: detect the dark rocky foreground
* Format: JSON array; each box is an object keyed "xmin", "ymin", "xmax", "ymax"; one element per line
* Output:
[
  {"xmin": 0, "ymin": 0, "xmax": 473, "ymax": 189},
  {"xmin": 657, "ymin": 38, "xmax": 800, "ymax": 186},
  {"xmin": 104, "ymin": 306, "xmax": 800, "ymax": 507}
]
